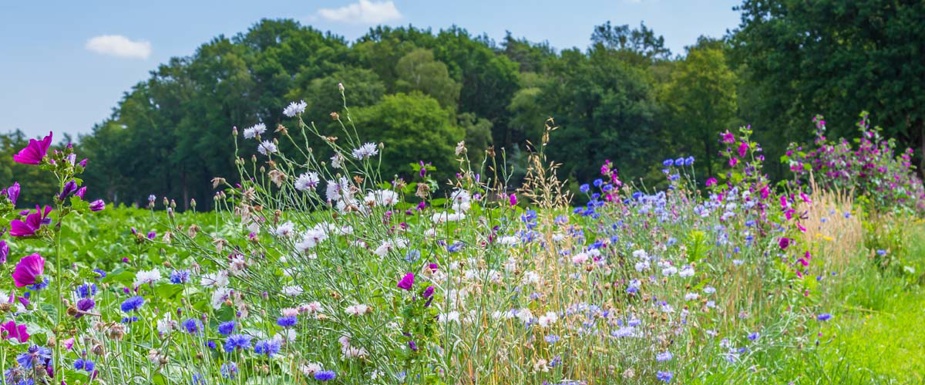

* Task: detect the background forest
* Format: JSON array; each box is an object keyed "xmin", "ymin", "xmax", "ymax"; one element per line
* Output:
[{"xmin": 3, "ymin": 0, "xmax": 923, "ymax": 209}]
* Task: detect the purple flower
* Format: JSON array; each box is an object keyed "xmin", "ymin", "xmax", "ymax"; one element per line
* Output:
[
  {"xmin": 422, "ymin": 286, "xmax": 435, "ymax": 298},
  {"xmin": 10, "ymin": 206, "xmax": 52, "ymax": 237},
  {"xmin": 779, "ymin": 237, "xmax": 791, "ymax": 250},
  {"xmin": 408, "ymin": 340, "xmax": 418, "ymax": 351},
  {"xmin": 0, "ymin": 240, "xmax": 8, "ymax": 264},
  {"xmin": 12, "ymin": 253, "xmax": 45, "ymax": 287},
  {"xmin": 182, "ymin": 319, "xmax": 203, "ymax": 334},
  {"xmin": 5, "ymin": 182, "xmax": 20, "ymax": 206},
  {"xmin": 1, "ymin": 320, "xmax": 29, "ymax": 343},
  {"xmin": 59, "ymin": 180, "xmax": 78, "ymax": 201},
  {"xmin": 397, "ymin": 272, "xmax": 415, "ymax": 291},
  {"xmin": 89, "ymin": 199, "xmax": 105, "ymax": 212},
  {"xmin": 12, "ymin": 132, "xmax": 52, "ymax": 165},
  {"xmin": 817, "ymin": 313, "xmax": 832, "ymax": 321},
  {"xmin": 656, "ymin": 371, "xmax": 673, "ymax": 383},
  {"xmin": 75, "ymin": 187, "xmax": 87, "ymax": 199},
  {"xmin": 75, "ymin": 298, "xmax": 96, "ymax": 317}
]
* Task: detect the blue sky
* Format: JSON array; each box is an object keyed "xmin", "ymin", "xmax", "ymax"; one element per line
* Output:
[{"xmin": 0, "ymin": 0, "xmax": 741, "ymax": 140}]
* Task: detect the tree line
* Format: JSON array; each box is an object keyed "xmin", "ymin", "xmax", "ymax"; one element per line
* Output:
[{"xmin": 3, "ymin": 0, "xmax": 923, "ymax": 209}]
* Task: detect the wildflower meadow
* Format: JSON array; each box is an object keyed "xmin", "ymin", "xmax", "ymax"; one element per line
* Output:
[{"xmin": 1, "ymin": 87, "xmax": 924, "ymax": 385}]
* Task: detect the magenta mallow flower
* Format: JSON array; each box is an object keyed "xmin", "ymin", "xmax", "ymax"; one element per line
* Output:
[
  {"xmin": 737, "ymin": 141, "xmax": 749, "ymax": 158},
  {"xmin": 778, "ymin": 237, "xmax": 791, "ymax": 250},
  {"xmin": 4, "ymin": 182, "xmax": 20, "ymax": 206},
  {"xmin": 89, "ymin": 200, "xmax": 105, "ymax": 212},
  {"xmin": 59, "ymin": 180, "xmax": 78, "ymax": 201},
  {"xmin": 0, "ymin": 320, "xmax": 29, "ymax": 343},
  {"xmin": 397, "ymin": 272, "xmax": 415, "ymax": 291},
  {"xmin": 12, "ymin": 253, "xmax": 45, "ymax": 287},
  {"xmin": 10, "ymin": 206, "xmax": 52, "ymax": 237},
  {"xmin": 509, "ymin": 193, "xmax": 517, "ymax": 207},
  {"xmin": 0, "ymin": 240, "xmax": 7, "ymax": 264},
  {"xmin": 12, "ymin": 132, "xmax": 52, "ymax": 165}
]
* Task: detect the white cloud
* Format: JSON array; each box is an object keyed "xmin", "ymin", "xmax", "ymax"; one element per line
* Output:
[
  {"xmin": 317, "ymin": 0, "xmax": 402, "ymax": 24},
  {"xmin": 85, "ymin": 35, "xmax": 152, "ymax": 59}
]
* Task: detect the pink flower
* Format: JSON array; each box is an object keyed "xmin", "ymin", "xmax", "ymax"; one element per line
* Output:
[
  {"xmin": 737, "ymin": 141, "xmax": 749, "ymax": 158},
  {"xmin": 10, "ymin": 206, "xmax": 52, "ymax": 237},
  {"xmin": 12, "ymin": 132, "xmax": 52, "ymax": 165},
  {"xmin": 89, "ymin": 199, "xmax": 106, "ymax": 212},
  {"xmin": 0, "ymin": 240, "xmax": 7, "ymax": 264},
  {"xmin": 721, "ymin": 131, "xmax": 735, "ymax": 144},
  {"xmin": 729, "ymin": 157, "xmax": 738, "ymax": 167},
  {"xmin": 397, "ymin": 272, "xmax": 414, "ymax": 291},
  {"xmin": 0, "ymin": 320, "xmax": 29, "ymax": 343},
  {"xmin": 508, "ymin": 193, "xmax": 517, "ymax": 207},
  {"xmin": 778, "ymin": 237, "xmax": 791, "ymax": 250},
  {"xmin": 12, "ymin": 253, "xmax": 45, "ymax": 287},
  {"xmin": 705, "ymin": 177, "xmax": 717, "ymax": 187}
]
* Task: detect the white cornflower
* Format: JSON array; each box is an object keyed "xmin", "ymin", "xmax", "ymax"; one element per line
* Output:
[
  {"xmin": 571, "ymin": 252, "xmax": 589, "ymax": 265},
  {"xmin": 273, "ymin": 221, "xmax": 295, "ymax": 237},
  {"xmin": 499, "ymin": 236, "xmax": 518, "ymax": 246},
  {"xmin": 211, "ymin": 287, "xmax": 232, "ymax": 309},
  {"xmin": 281, "ymin": 285, "xmax": 303, "ymax": 296},
  {"xmin": 156, "ymin": 315, "xmax": 177, "ymax": 335},
  {"xmin": 351, "ymin": 142, "xmax": 378, "ymax": 160},
  {"xmin": 134, "ymin": 269, "xmax": 161, "ymax": 287},
  {"xmin": 201, "ymin": 271, "xmax": 229, "ymax": 287},
  {"xmin": 243, "ymin": 123, "xmax": 266, "ymax": 139},
  {"xmin": 345, "ymin": 304, "xmax": 370, "ymax": 316},
  {"xmin": 294, "ymin": 172, "xmax": 319, "ymax": 192},
  {"xmin": 300, "ymin": 363, "xmax": 323, "ymax": 377},
  {"xmin": 679, "ymin": 265, "xmax": 695, "ymax": 277},
  {"xmin": 537, "ymin": 311, "xmax": 558, "ymax": 328},
  {"xmin": 330, "ymin": 153, "xmax": 345, "ymax": 169},
  {"xmin": 257, "ymin": 140, "xmax": 277, "ymax": 156},
  {"xmin": 364, "ymin": 189, "xmax": 400, "ymax": 207},
  {"xmin": 684, "ymin": 293, "xmax": 700, "ymax": 301},
  {"xmin": 325, "ymin": 177, "xmax": 350, "ymax": 202},
  {"xmin": 283, "ymin": 100, "xmax": 307, "ymax": 117},
  {"xmin": 449, "ymin": 189, "xmax": 472, "ymax": 212},
  {"xmin": 437, "ymin": 311, "xmax": 460, "ymax": 324}
]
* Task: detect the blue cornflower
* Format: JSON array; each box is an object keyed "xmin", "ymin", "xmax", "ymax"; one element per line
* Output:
[
  {"xmin": 748, "ymin": 332, "xmax": 760, "ymax": 341},
  {"xmin": 182, "ymin": 319, "xmax": 202, "ymax": 334},
  {"xmin": 224, "ymin": 334, "xmax": 252, "ymax": 352},
  {"xmin": 817, "ymin": 313, "xmax": 833, "ymax": 321},
  {"xmin": 169, "ymin": 270, "xmax": 191, "ymax": 284},
  {"xmin": 192, "ymin": 373, "xmax": 206, "ymax": 385},
  {"xmin": 254, "ymin": 339, "xmax": 281, "ymax": 357},
  {"xmin": 93, "ymin": 269, "xmax": 107, "ymax": 279},
  {"xmin": 674, "ymin": 157, "xmax": 685, "ymax": 166},
  {"xmin": 73, "ymin": 358, "xmax": 95, "ymax": 372},
  {"xmin": 206, "ymin": 340, "xmax": 217, "ymax": 350},
  {"xmin": 218, "ymin": 321, "xmax": 236, "ymax": 336},
  {"xmin": 404, "ymin": 249, "xmax": 421, "ymax": 263},
  {"xmin": 221, "ymin": 362, "xmax": 238, "ymax": 379},
  {"xmin": 579, "ymin": 184, "xmax": 590, "ymax": 193},
  {"xmin": 656, "ymin": 351, "xmax": 673, "ymax": 362},
  {"xmin": 120, "ymin": 296, "xmax": 145, "ymax": 312},
  {"xmin": 314, "ymin": 370, "xmax": 337, "ymax": 381},
  {"xmin": 544, "ymin": 335, "xmax": 560, "ymax": 344},
  {"xmin": 684, "ymin": 156, "xmax": 695, "ymax": 166},
  {"xmin": 592, "ymin": 178, "xmax": 603, "ymax": 187},
  {"xmin": 447, "ymin": 242, "xmax": 464, "ymax": 253},
  {"xmin": 75, "ymin": 283, "xmax": 97, "ymax": 298},
  {"xmin": 121, "ymin": 316, "xmax": 139, "ymax": 324},
  {"xmin": 521, "ymin": 210, "xmax": 537, "ymax": 223},
  {"xmin": 16, "ymin": 345, "xmax": 52, "ymax": 370},
  {"xmin": 663, "ymin": 159, "xmax": 674, "ymax": 167},
  {"xmin": 27, "ymin": 278, "xmax": 49, "ymax": 291},
  {"xmin": 277, "ymin": 316, "xmax": 298, "ymax": 328},
  {"xmin": 656, "ymin": 371, "xmax": 673, "ymax": 383}
]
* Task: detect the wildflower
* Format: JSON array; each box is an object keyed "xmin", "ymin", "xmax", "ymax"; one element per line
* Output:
[
  {"xmin": 295, "ymin": 172, "xmax": 320, "ymax": 191},
  {"xmin": 656, "ymin": 371, "xmax": 673, "ymax": 383},
  {"xmin": 281, "ymin": 286, "xmax": 303, "ymax": 296},
  {"xmin": 509, "ymin": 193, "xmax": 517, "ymax": 206},
  {"xmin": 748, "ymin": 332, "xmax": 760, "ymax": 341},
  {"xmin": 221, "ymin": 362, "xmax": 238, "ymax": 379},
  {"xmin": 218, "ymin": 321, "xmax": 236, "ymax": 335},
  {"xmin": 201, "ymin": 271, "xmax": 229, "ymax": 287},
  {"xmin": 4, "ymin": 182, "xmax": 20, "ymax": 206},
  {"xmin": 182, "ymin": 319, "xmax": 202, "ymax": 334},
  {"xmin": 351, "ymin": 142, "xmax": 378, "ymax": 159},
  {"xmin": 74, "ymin": 358, "xmax": 95, "ymax": 372},
  {"xmin": 211, "ymin": 287, "xmax": 232, "ymax": 309},
  {"xmin": 89, "ymin": 199, "xmax": 106, "ymax": 212},
  {"xmin": 134, "ymin": 269, "xmax": 161, "ymax": 287},
  {"xmin": 258, "ymin": 140, "xmax": 277, "ymax": 156},
  {"xmin": 76, "ymin": 283, "xmax": 97, "ymax": 298},
  {"xmin": 10, "ymin": 206, "xmax": 52, "ymax": 237},
  {"xmin": 277, "ymin": 316, "xmax": 297, "ymax": 328},
  {"xmin": 663, "ymin": 159, "xmax": 674, "ymax": 167},
  {"xmin": 169, "ymin": 270, "xmax": 190, "ymax": 284},
  {"xmin": 345, "ymin": 304, "xmax": 370, "ymax": 316},
  {"xmin": 243, "ymin": 123, "xmax": 266, "ymax": 139},
  {"xmin": 0, "ymin": 241, "xmax": 8, "ymax": 264},
  {"xmin": 817, "ymin": 313, "xmax": 832, "ymax": 321},
  {"xmin": 737, "ymin": 141, "xmax": 749, "ymax": 158},
  {"xmin": 656, "ymin": 351, "xmax": 673, "ymax": 362},
  {"xmin": 779, "ymin": 237, "xmax": 791, "ymax": 250},
  {"xmin": 254, "ymin": 339, "xmax": 282, "ymax": 357},
  {"xmin": 16, "ymin": 345, "xmax": 52, "ymax": 370},
  {"xmin": 12, "ymin": 253, "xmax": 45, "ymax": 287},
  {"xmin": 283, "ymin": 100, "xmax": 307, "ymax": 117},
  {"xmin": 721, "ymin": 130, "xmax": 735, "ymax": 144},
  {"xmin": 0, "ymin": 320, "xmax": 29, "ymax": 343},
  {"xmin": 12, "ymin": 132, "xmax": 52, "ymax": 165},
  {"xmin": 224, "ymin": 334, "xmax": 253, "ymax": 352},
  {"xmin": 120, "ymin": 296, "xmax": 145, "ymax": 312},
  {"xmin": 314, "ymin": 370, "xmax": 337, "ymax": 381}
]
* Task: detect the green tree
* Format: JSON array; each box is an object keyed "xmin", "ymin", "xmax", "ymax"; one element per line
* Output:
[
  {"xmin": 395, "ymin": 48, "xmax": 461, "ymax": 109},
  {"xmin": 662, "ymin": 38, "xmax": 738, "ymax": 178},
  {"xmin": 351, "ymin": 93, "xmax": 464, "ymax": 182},
  {"xmin": 731, "ymin": 0, "xmax": 925, "ymax": 172}
]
